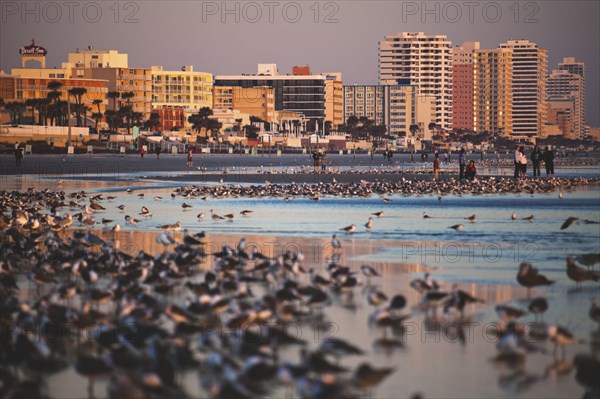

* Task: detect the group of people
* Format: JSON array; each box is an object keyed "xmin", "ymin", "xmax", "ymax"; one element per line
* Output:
[
  {"xmin": 312, "ymin": 150, "xmax": 328, "ymax": 172},
  {"xmin": 514, "ymin": 145, "xmax": 555, "ymax": 178},
  {"xmin": 451, "ymin": 148, "xmax": 478, "ymax": 181}
]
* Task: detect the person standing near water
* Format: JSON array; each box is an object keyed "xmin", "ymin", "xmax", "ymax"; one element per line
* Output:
[
  {"xmin": 530, "ymin": 145, "xmax": 542, "ymax": 177},
  {"xmin": 458, "ymin": 148, "xmax": 466, "ymax": 180},
  {"xmin": 433, "ymin": 152, "xmax": 440, "ymax": 180},
  {"xmin": 140, "ymin": 146, "xmax": 145, "ymax": 158},
  {"xmin": 187, "ymin": 148, "xmax": 193, "ymax": 167},
  {"xmin": 156, "ymin": 146, "xmax": 161, "ymax": 159},
  {"xmin": 514, "ymin": 145, "xmax": 522, "ymax": 178},
  {"xmin": 518, "ymin": 146, "xmax": 528, "ymax": 178},
  {"xmin": 14, "ymin": 143, "xmax": 23, "ymax": 167},
  {"xmin": 543, "ymin": 146, "xmax": 555, "ymax": 177}
]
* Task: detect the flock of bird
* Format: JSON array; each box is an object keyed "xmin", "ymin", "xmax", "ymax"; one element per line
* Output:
[{"xmin": 0, "ymin": 178, "xmax": 599, "ymax": 399}]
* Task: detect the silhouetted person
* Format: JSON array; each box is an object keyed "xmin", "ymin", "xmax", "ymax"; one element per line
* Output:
[
  {"xmin": 458, "ymin": 148, "xmax": 466, "ymax": 180},
  {"xmin": 543, "ymin": 146, "xmax": 555, "ymax": 177},
  {"xmin": 156, "ymin": 146, "xmax": 161, "ymax": 159},
  {"xmin": 530, "ymin": 145, "xmax": 542, "ymax": 177}
]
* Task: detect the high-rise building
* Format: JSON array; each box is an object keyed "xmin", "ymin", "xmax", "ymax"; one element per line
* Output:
[
  {"xmin": 151, "ymin": 65, "xmax": 213, "ymax": 113},
  {"xmin": 548, "ymin": 57, "xmax": 586, "ymax": 138},
  {"xmin": 215, "ymin": 64, "xmax": 331, "ymax": 127},
  {"xmin": 66, "ymin": 47, "xmax": 128, "ymax": 69},
  {"xmin": 323, "ymin": 73, "xmax": 344, "ymax": 129},
  {"xmin": 452, "ymin": 42, "xmax": 480, "ymax": 131},
  {"xmin": 498, "ymin": 40, "xmax": 547, "ymax": 139},
  {"xmin": 343, "ymin": 84, "xmax": 431, "ymax": 137},
  {"xmin": 379, "ymin": 32, "xmax": 453, "ymax": 129},
  {"xmin": 472, "ymin": 48, "xmax": 513, "ymax": 136},
  {"xmin": 546, "ymin": 99, "xmax": 575, "ymax": 139}
]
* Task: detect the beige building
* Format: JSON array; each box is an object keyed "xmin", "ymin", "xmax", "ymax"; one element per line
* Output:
[
  {"xmin": 473, "ymin": 48, "xmax": 513, "ymax": 136},
  {"xmin": 547, "ymin": 68, "xmax": 585, "ymax": 139},
  {"xmin": 379, "ymin": 32, "xmax": 453, "ymax": 129},
  {"xmin": 415, "ymin": 95, "xmax": 436, "ymax": 140},
  {"xmin": 66, "ymin": 47, "xmax": 128, "ymax": 69},
  {"xmin": 546, "ymin": 98, "xmax": 575, "ymax": 139},
  {"xmin": 151, "ymin": 65, "xmax": 213, "ymax": 114},
  {"xmin": 323, "ymin": 73, "xmax": 344, "ymax": 128},
  {"xmin": 498, "ymin": 40, "xmax": 547, "ymax": 140},
  {"xmin": 213, "ymin": 86, "xmax": 275, "ymax": 122}
]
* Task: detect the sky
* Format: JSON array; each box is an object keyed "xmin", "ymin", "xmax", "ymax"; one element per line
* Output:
[{"xmin": 1, "ymin": 0, "xmax": 599, "ymax": 126}]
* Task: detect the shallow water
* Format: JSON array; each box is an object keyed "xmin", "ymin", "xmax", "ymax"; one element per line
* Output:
[{"xmin": 4, "ymin": 176, "xmax": 600, "ymax": 399}]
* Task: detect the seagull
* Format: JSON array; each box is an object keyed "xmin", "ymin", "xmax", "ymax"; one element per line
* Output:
[
  {"xmin": 210, "ymin": 210, "xmax": 225, "ymax": 222},
  {"xmin": 516, "ymin": 262, "xmax": 554, "ymax": 297},
  {"xmin": 443, "ymin": 283, "xmax": 485, "ymax": 316},
  {"xmin": 240, "ymin": 210, "xmax": 253, "ymax": 217},
  {"xmin": 372, "ymin": 211, "xmax": 384, "ymax": 218},
  {"xmin": 464, "ymin": 214, "xmax": 476, "ymax": 222},
  {"xmin": 449, "ymin": 224, "xmax": 464, "ymax": 231},
  {"xmin": 365, "ymin": 217, "xmax": 373, "ymax": 230},
  {"xmin": 361, "ymin": 264, "xmax": 380, "ymax": 284},
  {"xmin": 528, "ymin": 297, "xmax": 548, "ymax": 322},
  {"xmin": 340, "ymin": 224, "xmax": 356, "ymax": 233},
  {"xmin": 156, "ymin": 232, "xmax": 176, "ymax": 246},
  {"xmin": 353, "ymin": 363, "xmax": 395, "ymax": 390},
  {"xmin": 107, "ymin": 196, "xmax": 116, "ymax": 201},
  {"xmin": 182, "ymin": 203, "xmax": 193, "ymax": 210},
  {"xmin": 117, "ymin": 205, "xmax": 125, "ymax": 211},
  {"xmin": 126, "ymin": 188, "xmax": 133, "ymax": 193},
  {"xmin": 383, "ymin": 198, "xmax": 391, "ymax": 203},
  {"xmin": 111, "ymin": 223, "xmax": 121, "ymax": 232},
  {"xmin": 197, "ymin": 212, "xmax": 205, "ymax": 220},
  {"xmin": 547, "ymin": 325, "xmax": 579, "ymax": 360},
  {"xmin": 89, "ymin": 201, "xmax": 106, "ymax": 211},
  {"xmin": 423, "ymin": 212, "xmax": 432, "ymax": 219},
  {"xmin": 153, "ymin": 196, "xmax": 163, "ymax": 201},
  {"xmin": 558, "ymin": 188, "xmax": 564, "ymax": 199},
  {"xmin": 223, "ymin": 213, "xmax": 235, "ymax": 222},
  {"xmin": 158, "ymin": 221, "xmax": 181, "ymax": 231},
  {"xmin": 137, "ymin": 193, "xmax": 144, "ymax": 198},
  {"xmin": 511, "ymin": 212, "xmax": 517, "ymax": 220},
  {"xmin": 331, "ymin": 234, "xmax": 341, "ymax": 252},
  {"xmin": 566, "ymin": 256, "xmax": 600, "ymax": 288},
  {"xmin": 410, "ymin": 272, "xmax": 440, "ymax": 294},
  {"xmin": 523, "ymin": 215, "xmax": 534, "ymax": 222}
]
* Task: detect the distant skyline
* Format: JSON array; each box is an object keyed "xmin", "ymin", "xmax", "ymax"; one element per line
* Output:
[{"xmin": 1, "ymin": 0, "xmax": 598, "ymax": 126}]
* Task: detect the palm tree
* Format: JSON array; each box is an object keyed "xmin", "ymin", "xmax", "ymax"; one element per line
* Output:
[
  {"xmin": 107, "ymin": 91, "xmax": 120, "ymax": 113},
  {"xmin": 68, "ymin": 87, "xmax": 87, "ymax": 127},
  {"xmin": 24, "ymin": 98, "xmax": 37, "ymax": 125},
  {"xmin": 92, "ymin": 112, "xmax": 103, "ymax": 130},
  {"xmin": 46, "ymin": 81, "xmax": 64, "ymax": 126},
  {"xmin": 5, "ymin": 102, "xmax": 24, "ymax": 124},
  {"xmin": 121, "ymin": 91, "xmax": 135, "ymax": 134}
]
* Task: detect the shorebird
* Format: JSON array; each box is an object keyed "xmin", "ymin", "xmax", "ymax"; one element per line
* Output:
[
  {"xmin": 523, "ymin": 215, "xmax": 534, "ymax": 222},
  {"xmin": 197, "ymin": 212, "xmax": 205, "ymax": 220},
  {"xmin": 353, "ymin": 362, "xmax": 395, "ymax": 391},
  {"xmin": 158, "ymin": 221, "xmax": 181, "ymax": 231},
  {"xmin": 210, "ymin": 210, "xmax": 225, "ymax": 222},
  {"xmin": 124, "ymin": 215, "xmax": 140, "ymax": 226},
  {"xmin": 240, "ymin": 210, "xmax": 253, "ymax": 217},
  {"xmin": 139, "ymin": 206, "xmax": 152, "ymax": 218},
  {"xmin": 372, "ymin": 211, "xmax": 384, "ymax": 218},
  {"xmin": 528, "ymin": 297, "xmax": 548, "ymax": 322},
  {"xmin": 383, "ymin": 198, "xmax": 391, "ymax": 203},
  {"xmin": 111, "ymin": 223, "xmax": 121, "ymax": 232},
  {"xmin": 331, "ymin": 234, "xmax": 341, "ymax": 252},
  {"xmin": 153, "ymin": 196, "xmax": 163, "ymax": 201},
  {"xmin": 410, "ymin": 273, "xmax": 440, "ymax": 294},
  {"xmin": 511, "ymin": 212, "xmax": 517, "ymax": 220},
  {"xmin": 516, "ymin": 262, "xmax": 554, "ymax": 297},
  {"xmin": 75, "ymin": 353, "xmax": 113, "ymax": 397},
  {"xmin": 589, "ymin": 299, "xmax": 600, "ymax": 328},
  {"xmin": 566, "ymin": 256, "xmax": 600, "ymax": 288},
  {"xmin": 117, "ymin": 204, "xmax": 125, "ymax": 211},
  {"xmin": 443, "ymin": 284, "xmax": 485, "ymax": 316},
  {"xmin": 367, "ymin": 288, "xmax": 388, "ymax": 307},
  {"xmin": 340, "ymin": 224, "xmax": 356, "ymax": 233},
  {"xmin": 182, "ymin": 203, "xmax": 193, "ymax": 210},
  {"xmin": 495, "ymin": 304, "xmax": 527, "ymax": 324},
  {"xmin": 156, "ymin": 232, "xmax": 177, "ymax": 247},
  {"xmin": 422, "ymin": 291, "xmax": 449, "ymax": 314},
  {"xmin": 561, "ymin": 217, "xmax": 580, "ymax": 230},
  {"xmin": 365, "ymin": 217, "xmax": 373, "ymax": 230},
  {"xmin": 89, "ymin": 201, "xmax": 105, "ymax": 211},
  {"xmin": 423, "ymin": 212, "xmax": 432, "ymax": 219},
  {"xmin": 137, "ymin": 193, "xmax": 144, "ymax": 198},
  {"xmin": 558, "ymin": 188, "xmax": 564, "ymax": 199},
  {"xmin": 449, "ymin": 224, "xmax": 464, "ymax": 231},
  {"xmin": 126, "ymin": 188, "xmax": 133, "ymax": 193},
  {"xmin": 107, "ymin": 196, "xmax": 116, "ymax": 201},
  {"xmin": 547, "ymin": 325, "xmax": 579, "ymax": 360},
  {"xmin": 223, "ymin": 213, "xmax": 235, "ymax": 222},
  {"xmin": 464, "ymin": 214, "xmax": 476, "ymax": 222},
  {"xmin": 361, "ymin": 264, "xmax": 380, "ymax": 284}
]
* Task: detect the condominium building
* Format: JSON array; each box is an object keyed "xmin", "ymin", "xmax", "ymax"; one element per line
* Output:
[
  {"xmin": 546, "ymin": 99, "xmax": 575, "ymax": 139},
  {"xmin": 379, "ymin": 32, "xmax": 453, "ymax": 129},
  {"xmin": 151, "ymin": 65, "xmax": 213, "ymax": 113},
  {"xmin": 472, "ymin": 48, "xmax": 513, "ymax": 136},
  {"xmin": 498, "ymin": 40, "xmax": 547, "ymax": 139},
  {"xmin": 323, "ymin": 73, "xmax": 344, "ymax": 129},
  {"xmin": 547, "ymin": 63, "xmax": 585, "ymax": 139},
  {"xmin": 66, "ymin": 47, "xmax": 128, "ymax": 69},
  {"xmin": 559, "ymin": 56, "xmax": 586, "ymax": 134},
  {"xmin": 215, "ymin": 64, "xmax": 329, "ymax": 126},
  {"xmin": 343, "ymin": 84, "xmax": 428, "ymax": 136},
  {"xmin": 452, "ymin": 42, "xmax": 480, "ymax": 131},
  {"xmin": 72, "ymin": 67, "xmax": 152, "ymax": 119},
  {"xmin": 213, "ymin": 86, "xmax": 275, "ymax": 122}
]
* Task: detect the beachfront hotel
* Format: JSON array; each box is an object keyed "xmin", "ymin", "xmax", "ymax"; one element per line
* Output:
[
  {"xmin": 378, "ymin": 32, "xmax": 453, "ymax": 130},
  {"xmin": 547, "ymin": 61, "xmax": 586, "ymax": 139},
  {"xmin": 472, "ymin": 48, "xmax": 514, "ymax": 136},
  {"xmin": 451, "ymin": 42, "xmax": 480, "ymax": 131},
  {"xmin": 213, "ymin": 85, "xmax": 275, "ymax": 122},
  {"xmin": 498, "ymin": 40, "xmax": 548, "ymax": 140},
  {"xmin": 215, "ymin": 64, "xmax": 343, "ymax": 130},
  {"xmin": 150, "ymin": 65, "xmax": 213, "ymax": 115}
]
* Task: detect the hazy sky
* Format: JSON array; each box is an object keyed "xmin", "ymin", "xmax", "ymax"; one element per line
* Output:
[{"xmin": 1, "ymin": 0, "xmax": 598, "ymax": 125}]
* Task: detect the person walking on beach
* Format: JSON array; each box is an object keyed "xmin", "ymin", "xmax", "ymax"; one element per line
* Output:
[
  {"xmin": 458, "ymin": 148, "xmax": 466, "ymax": 180},
  {"xmin": 155, "ymin": 146, "xmax": 161, "ymax": 159},
  {"xmin": 543, "ymin": 146, "xmax": 555, "ymax": 177},
  {"xmin": 321, "ymin": 151, "xmax": 327, "ymax": 172},
  {"xmin": 518, "ymin": 146, "xmax": 528, "ymax": 178},
  {"xmin": 530, "ymin": 145, "xmax": 542, "ymax": 177},
  {"xmin": 14, "ymin": 143, "xmax": 23, "ymax": 167},
  {"xmin": 312, "ymin": 150, "xmax": 320, "ymax": 173},
  {"xmin": 433, "ymin": 152, "xmax": 440, "ymax": 180},
  {"xmin": 140, "ymin": 146, "xmax": 145, "ymax": 158},
  {"xmin": 187, "ymin": 148, "xmax": 193, "ymax": 167},
  {"xmin": 514, "ymin": 145, "xmax": 522, "ymax": 179}
]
